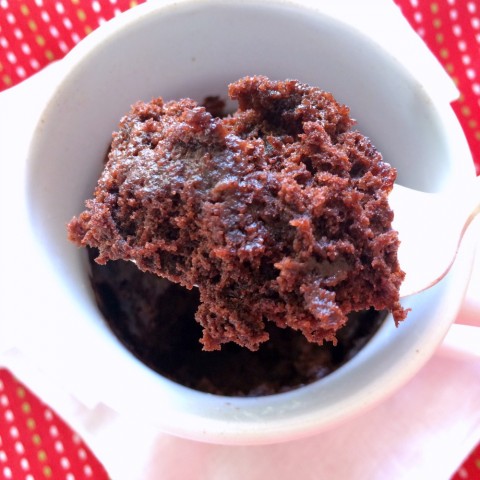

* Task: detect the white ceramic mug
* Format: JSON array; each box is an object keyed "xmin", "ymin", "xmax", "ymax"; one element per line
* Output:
[{"xmin": 0, "ymin": 0, "xmax": 478, "ymax": 447}]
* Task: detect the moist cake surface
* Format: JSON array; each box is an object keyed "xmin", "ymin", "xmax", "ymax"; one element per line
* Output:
[{"xmin": 68, "ymin": 76, "xmax": 406, "ymax": 351}]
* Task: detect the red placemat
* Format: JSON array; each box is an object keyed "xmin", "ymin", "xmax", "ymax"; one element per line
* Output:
[
  {"xmin": 0, "ymin": 1, "xmax": 479, "ymax": 479},
  {"xmin": 0, "ymin": 368, "xmax": 108, "ymax": 480},
  {"xmin": 396, "ymin": 0, "xmax": 480, "ymax": 175}
]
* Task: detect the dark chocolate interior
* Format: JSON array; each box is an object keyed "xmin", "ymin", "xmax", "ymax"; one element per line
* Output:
[{"xmin": 88, "ymin": 247, "xmax": 386, "ymax": 397}]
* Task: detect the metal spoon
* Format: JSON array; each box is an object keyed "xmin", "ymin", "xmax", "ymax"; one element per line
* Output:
[{"xmin": 390, "ymin": 176, "xmax": 480, "ymax": 298}]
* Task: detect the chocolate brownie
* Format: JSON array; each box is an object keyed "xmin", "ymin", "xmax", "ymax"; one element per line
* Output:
[{"xmin": 68, "ymin": 76, "xmax": 407, "ymax": 351}]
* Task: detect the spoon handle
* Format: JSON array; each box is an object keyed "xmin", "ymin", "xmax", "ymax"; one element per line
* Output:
[
  {"xmin": 393, "ymin": 175, "xmax": 480, "ymax": 298},
  {"xmin": 462, "ymin": 175, "xmax": 480, "ymax": 233}
]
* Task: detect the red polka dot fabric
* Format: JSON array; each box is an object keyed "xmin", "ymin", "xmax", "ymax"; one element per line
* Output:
[
  {"xmin": 0, "ymin": 1, "xmax": 479, "ymax": 479},
  {"xmin": 452, "ymin": 442, "xmax": 480, "ymax": 480},
  {"xmin": 395, "ymin": 0, "xmax": 480, "ymax": 174},
  {"xmin": 0, "ymin": 368, "xmax": 108, "ymax": 479},
  {"xmin": 0, "ymin": 0, "xmax": 139, "ymax": 87}
]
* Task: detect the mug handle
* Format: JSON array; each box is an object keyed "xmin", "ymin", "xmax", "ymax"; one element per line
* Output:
[
  {"xmin": 440, "ymin": 216, "xmax": 480, "ymax": 358},
  {"xmin": 441, "ymin": 298, "xmax": 480, "ymax": 358}
]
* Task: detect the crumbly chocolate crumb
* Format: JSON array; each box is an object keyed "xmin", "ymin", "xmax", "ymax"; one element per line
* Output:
[{"xmin": 68, "ymin": 76, "xmax": 406, "ymax": 351}]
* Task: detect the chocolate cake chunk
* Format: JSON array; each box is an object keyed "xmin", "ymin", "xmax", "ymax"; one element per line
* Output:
[
  {"xmin": 68, "ymin": 76, "xmax": 407, "ymax": 351},
  {"xmin": 87, "ymin": 247, "xmax": 387, "ymax": 396}
]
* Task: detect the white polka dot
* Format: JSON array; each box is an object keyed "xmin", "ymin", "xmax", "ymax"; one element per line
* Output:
[
  {"xmin": 453, "ymin": 24, "xmax": 462, "ymax": 36},
  {"xmin": 114, "ymin": 8, "xmax": 122, "ymax": 15},
  {"xmin": 7, "ymin": 51, "xmax": 17, "ymax": 64},
  {"xmin": 92, "ymin": 0, "xmax": 101, "ymax": 13},
  {"xmin": 49, "ymin": 25, "xmax": 59, "ymax": 38},
  {"xmin": 458, "ymin": 40, "xmax": 467, "ymax": 51},
  {"xmin": 4, "ymin": 409, "xmax": 14, "ymax": 422},
  {"xmin": 0, "ymin": 1, "xmax": 9, "ymax": 9},
  {"xmin": 449, "ymin": 9, "xmax": 458, "ymax": 20},
  {"xmin": 44, "ymin": 409, "xmax": 53, "ymax": 421},
  {"xmin": 54, "ymin": 440, "xmax": 64, "ymax": 453},
  {"xmin": 15, "ymin": 441, "xmax": 25, "ymax": 454},
  {"xmin": 71, "ymin": 32, "xmax": 81, "ymax": 43},
  {"xmin": 21, "ymin": 43, "xmax": 31, "ymax": 55},
  {"xmin": 59, "ymin": 40, "xmax": 68, "ymax": 52},
  {"xmin": 467, "ymin": 68, "xmax": 477, "ymax": 80},
  {"xmin": 66, "ymin": 473, "xmax": 76, "ymax": 480},
  {"xmin": 473, "ymin": 83, "xmax": 480, "ymax": 95},
  {"xmin": 49, "ymin": 425, "xmax": 59, "ymax": 437},
  {"xmin": 447, "ymin": 0, "xmax": 455, "ymax": 5},
  {"xmin": 41, "ymin": 10, "xmax": 50, "ymax": 23},
  {"xmin": 458, "ymin": 466, "xmax": 468, "ymax": 479},
  {"xmin": 414, "ymin": 12, "xmax": 422, "ymax": 23},
  {"xmin": 6, "ymin": 12, "xmax": 15, "ymax": 24},
  {"xmin": 60, "ymin": 457, "xmax": 70, "ymax": 469},
  {"xmin": 3, "ymin": 466, "xmax": 12, "ymax": 479},
  {"xmin": 20, "ymin": 457, "xmax": 29, "ymax": 471},
  {"xmin": 417, "ymin": 27, "xmax": 426, "ymax": 37},
  {"xmin": 9, "ymin": 426, "xmax": 19, "ymax": 439},
  {"xmin": 110, "ymin": 0, "xmax": 117, "ymax": 4},
  {"xmin": 0, "ymin": 36, "xmax": 8, "ymax": 48},
  {"xmin": 462, "ymin": 54, "xmax": 471, "ymax": 65},
  {"xmin": 55, "ymin": 1, "xmax": 65, "ymax": 14},
  {"xmin": 468, "ymin": 2, "xmax": 477, "ymax": 14},
  {"xmin": 0, "ymin": 394, "xmax": 9, "ymax": 407},
  {"xmin": 13, "ymin": 28, "xmax": 23, "ymax": 40},
  {"xmin": 472, "ymin": 17, "xmax": 480, "ymax": 29},
  {"xmin": 78, "ymin": 447, "xmax": 87, "ymax": 460},
  {"xmin": 0, "ymin": 450, "xmax": 7, "ymax": 462},
  {"xmin": 30, "ymin": 58, "xmax": 40, "ymax": 69},
  {"xmin": 35, "ymin": 0, "xmax": 44, "ymax": 6},
  {"xmin": 63, "ymin": 17, "xmax": 72, "ymax": 30},
  {"xmin": 98, "ymin": 17, "xmax": 106, "ymax": 25},
  {"xmin": 72, "ymin": 433, "xmax": 81, "ymax": 445},
  {"xmin": 84, "ymin": 464, "xmax": 93, "ymax": 477},
  {"xmin": 16, "ymin": 66, "xmax": 26, "ymax": 78},
  {"xmin": 25, "ymin": 474, "xmax": 35, "ymax": 480},
  {"xmin": 410, "ymin": 0, "xmax": 418, "ymax": 7}
]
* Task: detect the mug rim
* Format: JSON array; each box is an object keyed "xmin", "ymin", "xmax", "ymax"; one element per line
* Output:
[{"xmin": 22, "ymin": 0, "xmax": 475, "ymax": 444}]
